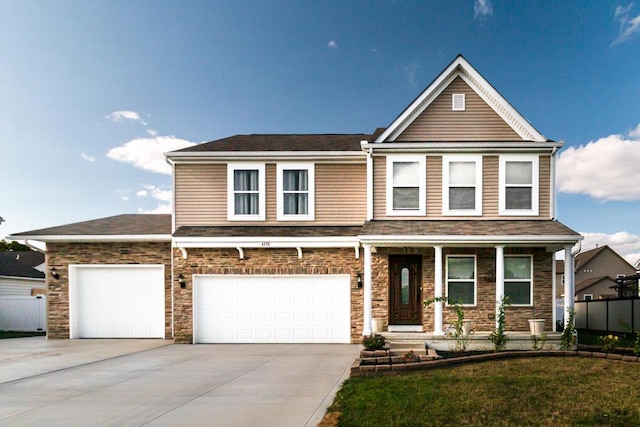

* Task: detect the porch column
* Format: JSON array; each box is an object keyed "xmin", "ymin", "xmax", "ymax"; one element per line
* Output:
[
  {"xmin": 363, "ymin": 244, "xmax": 373, "ymax": 336},
  {"xmin": 564, "ymin": 245, "xmax": 575, "ymax": 326},
  {"xmin": 433, "ymin": 246, "xmax": 444, "ymax": 335},
  {"xmin": 495, "ymin": 245, "xmax": 505, "ymax": 330}
]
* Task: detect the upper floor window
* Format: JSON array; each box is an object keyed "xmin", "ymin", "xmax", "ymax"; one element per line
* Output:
[
  {"xmin": 504, "ymin": 255, "xmax": 533, "ymax": 306},
  {"xmin": 227, "ymin": 163, "xmax": 265, "ymax": 221},
  {"xmin": 499, "ymin": 155, "xmax": 539, "ymax": 216},
  {"xmin": 386, "ymin": 155, "xmax": 426, "ymax": 216},
  {"xmin": 277, "ymin": 163, "xmax": 315, "ymax": 221},
  {"xmin": 446, "ymin": 255, "xmax": 476, "ymax": 306},
  {"xmin": 443, "ymin": 155, "xmax": 482, "ymax": 216}
]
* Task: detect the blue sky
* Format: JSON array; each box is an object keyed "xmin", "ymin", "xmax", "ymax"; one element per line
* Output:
[{"xmin": 1, "ymin": 1, "xmax": 640, "ymax": 262}]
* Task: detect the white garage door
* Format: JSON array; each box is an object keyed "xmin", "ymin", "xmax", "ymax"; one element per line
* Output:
[
  {"xmin": 69, "ymin": 265, "xmax": 165, "ymax": 339},
  {"xmin": 194, "ymin": 275, "xmax": 350, "ymax": 343}
]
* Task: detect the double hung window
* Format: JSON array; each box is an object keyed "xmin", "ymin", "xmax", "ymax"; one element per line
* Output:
[
  {"xmin": 499, "ymin": 155, "xmax": 538, "ymax": 215},
  {"xmin": 504, "ymin": 255, "xmax": 533, "ymax": 305},
  {"xmin": 277, "ymin": 163, "xmax": 314, "ymax": 220},
  {"xmin": 386, "ymin": 155, "xmax": 426, "ymax": 216},
  {"xmin": 446, "ymin": 255, "xmax": 476, "ymax": 306},
  {"xmin": 443, "ymin": 155, "xmax": 482, "ymax": 215},
  {"xmin": 227, "ymin": 163, "xmax": 265, "ymax": 221}
]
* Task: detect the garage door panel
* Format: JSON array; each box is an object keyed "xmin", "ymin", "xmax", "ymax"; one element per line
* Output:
[
  {"xmin": 71, "ymin": 265, "xmax": 164, "ymax": 339},
  {"xmin": 194, "ymin": 275, "xmax": 350, "ymax": 343}
]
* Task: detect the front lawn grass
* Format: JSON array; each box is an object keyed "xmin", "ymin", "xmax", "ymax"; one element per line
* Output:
[{"xmin": 325, "ymin": 357, "xmax": 640, "ymax": 426}]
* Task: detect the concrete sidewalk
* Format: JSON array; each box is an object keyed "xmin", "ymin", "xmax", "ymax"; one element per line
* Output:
[{"xmin": 0, "ymin": 339, "xmax": 359, "ymax": 427}]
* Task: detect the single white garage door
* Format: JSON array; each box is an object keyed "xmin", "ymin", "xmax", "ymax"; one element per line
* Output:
[
  {"xmin": 194, "ymin": 275, "xmax": 350, "ymax": 343},
  {"xmin": 69, "ymin": 265, "xmax": 165, "ymax": 339}
]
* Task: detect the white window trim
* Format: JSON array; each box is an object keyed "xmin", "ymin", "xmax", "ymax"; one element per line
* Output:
[
  {"xmin": 499, "ymin": 154, "xmax": 539, "ymax": 216},
  {"xmin": 442, "ymin": 155, "xmax": 482, "ymax": 216},
  {"xmin": 584, "ymin": 294, "xmax": 593, "ymax": 301},
  {"xmin": 452, "ymin": 93, "xmax": 465, "ymax": 111},
  {"xmin": 504, "ymin": 255, "xmax": 533, "ymax": 306},
  {"xmin": 445, "ymin": 255, "xmax": 477, "ymax": 307},
  {"xmin": 386, "ymin": 154, "xmax": 426, "ymax": 216},
  {"xmin": 227, "ymin": 162, "xmax": 266, "ymax": 221},
  {"xmin": 276, "ymin": 162, "xmax": 315, "ymax": 221}
]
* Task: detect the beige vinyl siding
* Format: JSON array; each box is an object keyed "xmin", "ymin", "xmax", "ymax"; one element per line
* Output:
[
  {"xmin": 175, "ymin": 163, "xmax": 226, "ymax": 226},
  {"xmin": 426, "ymin": 156, "xmax": 442, "ymax": 216},
  {"xmin": 483, "ymin": 156, "xmax": 499, "ymax": 215},
  {"xmin": 372, "ymin": 154, "xmax": 550, "ymax": 220},
  {"xmin": 395, "ymin": 77, "xmax": 522, "ymax": 142},
  {"xmin": 175, "ymin": 162, "xmax": 366, "ymax": 227}
]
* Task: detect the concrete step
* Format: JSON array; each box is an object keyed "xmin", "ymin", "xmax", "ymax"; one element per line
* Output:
[{"xmin": 388, "ymin": 340, "xmax": 427, "ymax": 356}]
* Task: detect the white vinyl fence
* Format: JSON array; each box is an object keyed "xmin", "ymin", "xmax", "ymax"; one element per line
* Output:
[{"xmin": 0, "ymin": 295, "xmax": 46, "ymax": 332}]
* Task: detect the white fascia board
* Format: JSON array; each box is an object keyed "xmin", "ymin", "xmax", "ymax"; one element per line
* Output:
[
  {"xmin": 362, "ymin": 141, "xmax": 562, "ymax": 153},
  {"xmin": 9, "ymin": 235, "xmax": 172, "ymax": 242},
  {"xmin": 173, "ymin": 236, "xmax": 360, "ymax": 249},
  {"xmin": 358, "ymin": 234, "xmax": 583, "ymax": 246},
  {"xmin": 166, "ymin": 151, "xmax": 365, "ymax": 161},
  {"xmin": 376, "ymin": 57, "xmax": 464, "ymax": 143}
]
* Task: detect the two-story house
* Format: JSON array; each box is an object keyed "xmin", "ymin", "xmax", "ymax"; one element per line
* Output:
[
  {"xmin": 556, "ymin": 245, "xmax": 637, "ymax": 300},
  {"xmin": 9, "ymin": 55, "xmax": 582, "ymax": 344}
]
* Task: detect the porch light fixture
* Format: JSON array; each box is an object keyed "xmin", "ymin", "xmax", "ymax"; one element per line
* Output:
[
  {"xmin": 356, "ymin": 273, "xmax": 363, "ymax": 289},
  {"xmin": 50, "ymin": 267, "xmax": 59, "ymax": 280},
  {"xmin": 178, "ymin": 273, "xmax": 186, "ymax": 289}
]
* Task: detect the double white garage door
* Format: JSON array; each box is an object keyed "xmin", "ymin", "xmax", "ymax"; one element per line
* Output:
[
  {"xmin": 69, "ymin": 266, "xmax": 350, "ymax": 343},
  {"xmin": 194, "ymin": 275, "xmax": 351, "ymax": 344}
]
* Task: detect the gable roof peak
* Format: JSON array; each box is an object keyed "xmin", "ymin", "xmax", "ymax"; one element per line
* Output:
[{"xmin": 375, "ymin": 55, "xmax": 547, "ymax": 143}]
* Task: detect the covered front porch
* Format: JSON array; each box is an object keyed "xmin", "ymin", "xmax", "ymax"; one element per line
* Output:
[{"xmin": 358, "ymin": 220, "xmax": 583, "ymax": 340}]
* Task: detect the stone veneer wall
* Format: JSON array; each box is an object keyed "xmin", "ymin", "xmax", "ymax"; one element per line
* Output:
[
  {"xmin": 46, "ymin": 242, "xmax": 172, "ymax": 339},
  {"xmin": 371, "ymin": 247, "xmax": 554, "ymax": 333},
  {"xmin": 173, "ymin": 247, "xmax": 364, "ymax": 344}
]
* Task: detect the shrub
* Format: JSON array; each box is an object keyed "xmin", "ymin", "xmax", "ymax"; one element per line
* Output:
[
  {"xmin": 362, "ymin": 333, "xmax": 387, "ymax": 350},
  {"xmin": 598, "ymin": 334, "xmax": 620, "ymax": 353}
]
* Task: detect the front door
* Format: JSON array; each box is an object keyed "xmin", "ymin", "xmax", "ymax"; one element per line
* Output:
[{"xmin": 389, "ymin": 255, "xmax": 422, "ymax": 325}]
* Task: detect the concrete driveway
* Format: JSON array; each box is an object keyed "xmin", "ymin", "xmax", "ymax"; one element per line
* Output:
[{"xmin": 0, "ymin": 337, "xmax": 359, "ymax": 427}]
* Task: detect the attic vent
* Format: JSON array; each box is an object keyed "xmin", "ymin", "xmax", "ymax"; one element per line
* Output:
[{"xmin": 452, "ymin": 93, "xmax": 465, "ymax": 111}]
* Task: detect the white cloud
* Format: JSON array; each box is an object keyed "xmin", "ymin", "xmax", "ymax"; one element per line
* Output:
[
  {"xmin": 107, "ymin": 136, "xmax": 196, "ymax": 175},
  {"xmin": 135, "ymin": 185, "xmax": 173, "ymax": 214},
  {"xmin": 580, "ymin": 231, "xmax": 640, "ymax": 266},
  {"xmin": 147, "ymin": 129, "xmax": 158, "ymax": 136},
  {"xmin": 474, "ymin": 0, "xmax": 493, "ymax": 20},
  {"xmin": 121, "ymin": 196, "xmax": 129, "ymax": 202},
  {"xmin": 612, "ymin": 3, "xmax": 640, "ymax": 45},
  {"xmin": 105, "ymin": 110, "xmax": 148, "ymax": 125},
  {"xmin": 328, "ymin": 40, "xmax": 338, "ymax": 49},
  {"xmin": 80, "ymin": 153, "xmax": 96, "ymax": 162},
  {"xmin": 557, "ymin": 126, "xmax": 640, "ymax": 201}
]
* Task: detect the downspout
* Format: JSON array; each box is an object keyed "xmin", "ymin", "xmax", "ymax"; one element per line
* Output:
[
  {"xmin": 363, "ymin": 142, "xmax": 373, "ymax": 221},
  {"xmin": 550, "ymin": 148, "xmax": 556, "ymax": 219},
  {"xmin": 165, "ymin": 155, "xmax": 176, "ymax": 340}
]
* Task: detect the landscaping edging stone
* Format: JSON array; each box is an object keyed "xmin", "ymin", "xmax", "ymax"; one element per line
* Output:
[{"xmin": 350, "ymin": 350, "xmax": 640, "ymax": 377}]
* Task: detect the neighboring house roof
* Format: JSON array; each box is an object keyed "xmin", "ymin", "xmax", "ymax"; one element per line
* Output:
[
  {"xmin": 574, "ymin": 245, "xmax": 635, "ymax": 272},
  {"xmin": 575, "ymin": 276, "xmax": 616, "ymax": 294},
  {"xmin": 375, "ymin": 55, "xmax": 547, "ymax": 143},
  {"xmin": 8, "ymin": 214, "xmax": 172, "ymax": 242},
  {"xmin": 0, "ymin": 252, "xmax": 45, "ymax": 279},
  {"xmin": 173, "ymin": 225, "xmax": 363, "ymax": 238},
  {"xmin": 360, "ymin": 220, "xmax": 579, "ymax": 239},
  {"xmin": 169, "ymin": 132, "xmax": 383, "ymax": 154}
]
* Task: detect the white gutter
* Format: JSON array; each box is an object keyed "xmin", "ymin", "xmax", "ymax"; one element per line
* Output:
[
  {"xmin": 166, "ymin": 151, "xmax": 365, "ymax": 160},
  {"xmin": 550, "ymin": 145, "xmax": 558, "ymax": 219},
  {"xmin": 362, "ymin": 141, "xmax": 563, "ymax": 152},
  {"xmin": 8, "ymin": 235, "xmax": 172, "ymax": 242},
  {"xmin": 359, "ymin": 234, "xmax": 583, "ymax": 246}
]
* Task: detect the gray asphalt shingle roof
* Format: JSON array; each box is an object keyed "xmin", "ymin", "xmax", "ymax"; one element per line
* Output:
[
  {"xmin": 0, "ymin": 252, "xmax": 45, "ymax": 279},
  {"xmin": 9, "ymin": 214, "xmax": 172, "ymax": 237}
]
